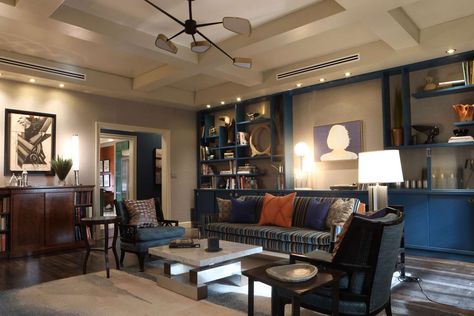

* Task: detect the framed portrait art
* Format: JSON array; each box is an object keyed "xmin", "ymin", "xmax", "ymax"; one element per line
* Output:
[
  {"xmin": 313, "ymin": 120, "xmax": 362, "ymax": 162},
  {"xmin": 4, "ymin": 109, "xmax": 56, "ymax": 174}
]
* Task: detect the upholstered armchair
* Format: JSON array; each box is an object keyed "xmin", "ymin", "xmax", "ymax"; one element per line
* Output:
[
  {"xmin": 275, "ymin": 208, "xmax": 404, "ymax": 316},
  {"xmin": 114, "ymin": 198, "xmax": 185, "ymax": 271}
]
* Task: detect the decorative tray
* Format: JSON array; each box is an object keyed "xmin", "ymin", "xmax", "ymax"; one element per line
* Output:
[{"xmin": 266, "ymin": 264, "xmax": 318, "ymax": 282}]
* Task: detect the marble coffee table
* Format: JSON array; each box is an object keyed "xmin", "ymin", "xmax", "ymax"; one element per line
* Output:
[{"xmin": 148, "ymin": 240, "xmax": 262, "ymax": 300}]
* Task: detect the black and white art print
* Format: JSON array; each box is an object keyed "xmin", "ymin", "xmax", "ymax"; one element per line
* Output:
[{"xmin": 5, "ymin": 109, "xmax": 56, "ymax": 174}]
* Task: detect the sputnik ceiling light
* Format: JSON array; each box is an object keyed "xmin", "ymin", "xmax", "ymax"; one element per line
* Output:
[{"xmin": 145, "ymin": 0, "xmax": 253, "ymax": 69}]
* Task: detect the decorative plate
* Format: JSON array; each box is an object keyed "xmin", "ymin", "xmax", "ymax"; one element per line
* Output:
[{"xmin": 266, "ymin": 264, "xmax": 318, "ymax": 282}]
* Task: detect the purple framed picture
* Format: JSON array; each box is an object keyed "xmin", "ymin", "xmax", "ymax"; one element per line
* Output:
[{"xmin": 313, "ymin": 120, "xmax": 362, "ymax": 162}]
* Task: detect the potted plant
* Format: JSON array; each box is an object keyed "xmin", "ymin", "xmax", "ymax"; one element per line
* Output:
[
  {"xmin": 51, "ymin": 156, "xmax": 73, "ymax": 185},
  {"xmin": 392, "ymin": 88, "xmax": 403, "ymax": 146}
]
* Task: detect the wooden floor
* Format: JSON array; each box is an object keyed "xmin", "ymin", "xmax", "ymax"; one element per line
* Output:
[{"xmin": 0, "ymin": 248, "xmax": 473, "ymax": 315}]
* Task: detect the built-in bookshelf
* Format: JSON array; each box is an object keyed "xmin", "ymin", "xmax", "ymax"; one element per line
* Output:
[
  {"xmin": 74, "ymin": 188, "xmax": 93, "ymax": 241},
  {"xmin": 0, "ymin": 194, "xmax": 10, "ymax": 258}
]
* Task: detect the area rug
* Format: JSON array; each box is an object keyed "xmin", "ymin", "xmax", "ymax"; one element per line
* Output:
[{"xmin": 0, "ymin": 270, "xmax": 241, "ymax": 316}]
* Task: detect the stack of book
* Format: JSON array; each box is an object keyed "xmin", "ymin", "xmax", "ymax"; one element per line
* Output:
[
  {"xmin": 223, "ymin": 151, "xmax": 234, "ymax": 159},
  {"xmin": 169, "ymin": 239, "xmax": 200, "ymax": 248},
  {"xmin": 448, "ymin": 135, "xmax": 474, "ymax": 143},
  {"xmin": 237, "ymin": 164, "xmax": 257, "ymax": 174},
  {"xmin": 462, "ymin": 60, "xmax": 474, "ymax": 85}
]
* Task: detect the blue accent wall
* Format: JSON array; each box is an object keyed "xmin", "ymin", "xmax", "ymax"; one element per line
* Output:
[{"xmin": 101, "ymin": 129, "xmax": 162, "ymax": 200}]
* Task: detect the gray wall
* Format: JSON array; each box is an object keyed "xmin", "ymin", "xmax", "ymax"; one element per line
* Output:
[
  {"xmin": 0, "ymin": 79, "xmax": 196, "ymax": 221},
  {"xmin": 293, "ymin": 79, "xmax": 383, "ymax": 189}
]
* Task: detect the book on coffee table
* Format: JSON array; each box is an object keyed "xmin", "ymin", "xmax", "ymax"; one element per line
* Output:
[{"xmin": 169, "ymin": 239, "xmax": 200, "ymax": 248}]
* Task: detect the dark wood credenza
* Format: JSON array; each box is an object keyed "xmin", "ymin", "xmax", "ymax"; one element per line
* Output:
[{"xmin": 0, "ymin": 185, "xmax": 94, "ymax": 258}]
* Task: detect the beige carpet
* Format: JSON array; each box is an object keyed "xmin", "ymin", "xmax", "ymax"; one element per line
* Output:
[{"xmin": 0, "ymin": 270, "xmax": 242, "ymax": 316}]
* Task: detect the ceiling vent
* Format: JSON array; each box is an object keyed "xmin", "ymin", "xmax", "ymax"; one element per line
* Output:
[
  {"xmin": 0, "ymin": 57, "xmax": 86, "ymax": 80},
  {"xmin": 276, "ymin": 53, "xmax": 360, "ymax": 80}
]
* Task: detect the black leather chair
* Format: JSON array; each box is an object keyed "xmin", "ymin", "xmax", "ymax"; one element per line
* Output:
[
  {"xmin": 276, "ymin": 208, "xmax": 404, "ymax": 316},
  {"xmin": 114, "ymin": 198, "xmax": 185, "ymax": 271}
]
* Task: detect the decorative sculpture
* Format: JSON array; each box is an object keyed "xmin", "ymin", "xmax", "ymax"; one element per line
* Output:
[{"xmin": 412, "ymin": 125, "xmax": 439, "ymax": 144}]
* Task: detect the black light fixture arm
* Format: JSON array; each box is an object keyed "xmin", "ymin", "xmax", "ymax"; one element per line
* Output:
[
  {"xmin": 144, "ymin": 0, "xmax": 185, "ymax": 27},
  {"xmin": 196, "ymin": 21, "xmax": 223, "ymax": 28},
  {"xmin": 196, "ymin": 30, "xmax": 233, "ymax": 61},
  {"xmin": 168, "ymin": 29, "xmax": 185, "ymax": 41},
  {"xmin": 188, "ymin": 0, "xmax": 193, "ymax": 20}
]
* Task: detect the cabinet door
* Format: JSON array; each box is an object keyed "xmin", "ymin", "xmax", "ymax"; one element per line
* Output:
[
  {"xmin": 11, "ymin": 193, "xmax": 45, "ymax": 257},
  {"xmin": 44, "ymin": 192, "xmax": 75, "ymax": 246},
  {"xmin": 195, "ymin": 190, "xmax": 216, "ymax": 221},
  {"xmin": 429, "ymin": 195, "xmax": 474, "ymax": 253},
  {"xmin": 388, "ymin": 193, "xmax": 429, "ymax": 248}
]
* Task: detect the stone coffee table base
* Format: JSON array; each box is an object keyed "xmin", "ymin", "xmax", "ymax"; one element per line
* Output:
[{"xmin": 149, "ymin": 240, "xmax": 262, "ymax": 300}]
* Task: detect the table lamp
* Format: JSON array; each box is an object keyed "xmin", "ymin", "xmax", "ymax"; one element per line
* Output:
[
  {"xmin": 72, "ymin": 134, "xmax": 80, "ymax": 186},
  {"xmin": 358, "ymin": 150, "xmax": 403, "ymax": 211}
]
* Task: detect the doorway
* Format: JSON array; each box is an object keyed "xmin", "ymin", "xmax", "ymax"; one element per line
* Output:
[
  {"xmin": 95, "ymin": 122, "xmax": 170, "ymax": 218},
  {"xmin": 99, "ymin": 133, "xmax": 137, "ymax": 215}
]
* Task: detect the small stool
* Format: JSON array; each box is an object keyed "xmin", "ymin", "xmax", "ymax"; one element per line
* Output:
[{"xmin": 81, "ymin": 216, "xmax": 121, "ymax": 278}]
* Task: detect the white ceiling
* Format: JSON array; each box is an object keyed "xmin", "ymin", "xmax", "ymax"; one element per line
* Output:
[{"xmin": 0, "ymin": 0, "xmax": 473, "ymax": 110}]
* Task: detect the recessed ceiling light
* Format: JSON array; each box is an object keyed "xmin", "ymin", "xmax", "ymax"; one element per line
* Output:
[
  {"xmin": 29, "ymin": 78, "xmax": 36, "ymax": 83},
  {"xmin": 59, "ymin": 83, "xmax": 65, "ymax": 88},
  {"xmin": 319, "ymin": 78, "xmax": 325, "ymax": 82},
  {"xmin": 446, "ymin": 48, "xmax": 456, "ymax": 54},
  {"xmin": 220, "ymin": 101, "xmax": 225, "ymax": 105},
  {"xmin": 236, "ymin": 97, "xmax": 242, "ymax": 102},
  {"xmin": 296, "ymin": 83, "xmax": 302, "ymax": 87},
  {"xmin": 344, "ymin": 72, "xmax": 351, "ymax": 77},
  {"xmin": 206, "ymin": 104, "xmax": 211, "ymax": 108}
]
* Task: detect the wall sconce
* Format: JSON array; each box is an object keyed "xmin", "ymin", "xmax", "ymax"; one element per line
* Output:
[
  {"xmin": 72, "ymin": 134, "xmax": 80, "ymax": 186},
  {"xmin": 294, "ymin": 142, "xmax": 310, "ymax": 189}
]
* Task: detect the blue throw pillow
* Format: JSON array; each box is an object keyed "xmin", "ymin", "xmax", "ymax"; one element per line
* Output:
[
  {"xmin": 230, "ymin": 198, "xmax": 257, "ymax": 223},
  {"xmin": 304, "ymin": 200, "xmax": 331, "ymax": 230}
]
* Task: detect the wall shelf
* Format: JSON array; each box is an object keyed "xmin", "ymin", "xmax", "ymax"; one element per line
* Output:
[
  {"xmin": 201, "ymin": 158, "xmax": 235, "ymax": 164},
  {"xmin": 453, "ymin": 121, "xmax": 474, "ymax": 127},
  {"xmin": 411, "ymin": 84, "xmax": 474, "ymax": 99},
  {"xmin": 386, "ymin": 141, "xmax": 474, "ymax": 149},
  {"xmin": 236, "ymin": 118, "xmax": 272, "ymax": 126}
]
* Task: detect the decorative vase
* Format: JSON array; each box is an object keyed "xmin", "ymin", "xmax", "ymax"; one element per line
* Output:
[
  {"xmin": 452, "ymin": 104, "xmax": 474, "ymax": 121},
  {"xmin": 57, "ymin": 179, "xmax": 66, "ymax": 186},
  {"xmin": 391, "ymin": 128, "xmax": 403, "ymax": 146}
]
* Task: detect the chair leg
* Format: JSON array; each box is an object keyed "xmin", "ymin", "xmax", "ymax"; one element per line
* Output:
[
  {"xmin": 137, "ymin": 252, "xmax": 146, "ymax": 272},
  {"xmin": 120, "ymin": 249, "xmax": 126, "ymax": 267},
  {"xmin": 385, "ymin": 297, "xmax": 392, "ymax": 316}
]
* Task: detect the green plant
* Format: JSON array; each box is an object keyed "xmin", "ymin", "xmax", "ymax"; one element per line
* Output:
[
  {"xmin": 50, "ymin": 156, "xmax": 73, "ymax": 181},
  {"xmin": 393, "ymin": 87, "xmax": 403, "ymax": 129}
]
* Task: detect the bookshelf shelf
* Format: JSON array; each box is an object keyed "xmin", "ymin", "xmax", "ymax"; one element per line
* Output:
[
  {"xmin": 411, "ymin": 84, "xmax": 474, "ymax": 99},
  {"xmin": 453, "ymin": 120, "xmax": 474, "ymax": 127}
]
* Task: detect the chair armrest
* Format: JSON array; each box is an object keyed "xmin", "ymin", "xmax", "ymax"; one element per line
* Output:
[
  {"xmin": 118, "ymin": 223, "xmax": 138, "ymax": 244},
  {"xmin": 290, "ymin": 253, "xmax": 333, "ymax": 269},
  {"xmin": 158, "ymin": 219, "xmax": 179, "ymax": 227}
]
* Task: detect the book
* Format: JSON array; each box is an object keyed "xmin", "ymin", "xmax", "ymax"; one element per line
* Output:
[
  {"xmin": 448, "ymin": 136, "xmax": 474, "ymax": 143},
  {"xmin": 169, "ymin": 239, "xmax": 200, "ymax": 248}
]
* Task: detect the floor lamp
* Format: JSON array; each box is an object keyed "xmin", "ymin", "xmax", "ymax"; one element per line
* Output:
[{"xmin": 358, "ymin": 150, "xmax": 403, "ymax": 211}]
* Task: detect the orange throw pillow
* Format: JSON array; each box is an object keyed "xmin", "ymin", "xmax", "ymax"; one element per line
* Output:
[{"xmin": 258, "ymin": 193, "xmax": 296, "ymax": 227}]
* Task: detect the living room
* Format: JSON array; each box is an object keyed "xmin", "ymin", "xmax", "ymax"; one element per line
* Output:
[{"xmin": 0, "ymin": 0, "xmax": 473, "ymax": 315}]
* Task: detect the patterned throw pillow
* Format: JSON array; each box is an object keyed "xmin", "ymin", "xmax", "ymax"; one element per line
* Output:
[
  {"xmin": 325, "ymin": 198, "xmax": 356, "ymax": 229},
  {"xmin": 216, "ymin": 198, "xmax": 232, "ymax": 222},
  {"xmin": 258, "ymin": 193, "xmax": 296, "ymax": 228},
  {"xmin": 332, "ymin": 214, "xmax": 354, "ymax": 255},
  {"xmin": 124, "ymin": 198, "xmax": 158, "ymax": 228}
]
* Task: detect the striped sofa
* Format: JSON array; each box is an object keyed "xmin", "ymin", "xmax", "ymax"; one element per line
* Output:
[{"xmin": 205, "ymin": 195, "xmax": 361, "ymax": 254}]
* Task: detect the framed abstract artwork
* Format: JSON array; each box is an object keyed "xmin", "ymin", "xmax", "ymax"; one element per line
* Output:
[
  {"xmin": 313, "ymin": 120, "xmax": 362, "ymax": 162},
  {"xmin": 5, "ymin": 109, "xmax": 56, "ymax": 174},
  {"xmin": 154, "ymin": 148, "xmax": 162, "ymax": 185}
]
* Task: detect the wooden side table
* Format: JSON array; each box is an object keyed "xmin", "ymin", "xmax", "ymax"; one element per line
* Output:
[
  {"xmin": 81, "ymin": 216, "xmax": 121, "ymax": 278},
  {"xmin": 242, "ymin": 262, "xmax": 345, "ymax": 316}
]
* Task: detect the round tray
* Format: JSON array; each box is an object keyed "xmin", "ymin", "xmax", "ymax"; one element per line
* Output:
[{"xmin": 266, "ymin": 264, "xmax": 318, "ymax": 282}]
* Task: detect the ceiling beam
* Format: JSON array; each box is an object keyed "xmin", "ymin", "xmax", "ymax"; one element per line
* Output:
[{"xmin": 16, "ymin": 0, "xmax": 64, "ymax": 17}]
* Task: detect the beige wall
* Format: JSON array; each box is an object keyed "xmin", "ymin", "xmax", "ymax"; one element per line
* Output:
[
  {"xmin": 0, "ymin": 79, "xmax": 196, "ymax": 221},
  {"xmin": 293, "ymin": 79, "xmax": 383, "ymax": 189}
]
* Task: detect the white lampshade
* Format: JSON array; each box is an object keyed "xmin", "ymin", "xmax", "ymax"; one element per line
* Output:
[
  {"xmin": 358, "ymin": 150, "xmax": 403, "ymax": 183},
  {"xmin": 72, "ymin": 134, "xmax": 80, "ymax": 171},
  {"xmin": 155, "ymin": 34, "xmax": 178, "ymax": 54},
  {"xmin": 294, "ymin": 142, "xmax": 309, "ymax": 157},
  {"xmin": 223, "ymin": 17, "xmax": 251, "ymax": 36},
  {"xmin": 191, "ymin": 41, "xmax": 211, "ymax": 53}
]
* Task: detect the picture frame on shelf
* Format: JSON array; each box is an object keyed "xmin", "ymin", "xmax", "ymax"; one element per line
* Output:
[
  {"xmin": 103, "ymin": 159, "xmax": 110, "ymax": 173},
  {"xmin": 4, "ymin": 109, "xmax": 56, "ymax": 174},
  {"xmin": 99, "ymin": 160, "xmax": 104, "ymax": 173},
  {"xmin": 99, "ymin": 175, "xmax": 104, "ymax": 187},
  {"xmin": 103, "ymin": 174, "xmax": 110, "ymax": 187}
]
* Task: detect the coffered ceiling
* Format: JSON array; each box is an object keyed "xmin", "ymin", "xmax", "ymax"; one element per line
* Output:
[{"xmin": 0, "ymin": 0, "xmax": 473, "ymax": 110}]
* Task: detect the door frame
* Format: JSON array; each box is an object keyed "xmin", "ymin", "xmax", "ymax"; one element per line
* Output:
[
  {"xmin": 95, "ymin": 122, "xmax": 171, "ymax": 218},
  {"xmin": 99, "ymin": 132, "xmax": 137, "ymax": 201}
]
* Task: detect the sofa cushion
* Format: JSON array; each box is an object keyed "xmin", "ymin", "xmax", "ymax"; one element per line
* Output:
[
  {"xmin": 135, "ymin": 226, "xmax": 185, "ymax": 242},
  {"xmin": 216, "ymin": 197, "xmax": 232, "ymax": 222},
  {"xmin": 325, "ymin": 198, "xmax": 357, "ymax": 229},
  {"xmin": 207, "ymin": 222, "xmax": 330, "ymax": 246},
  {"xmin": 304, "ymin": 200, "xmax": 331, "ymax": 231},
  {"xmin": 258, "ymin": 193, "xmax": 296, "ymax": 227},
  {"xmin": 124, "ymin": 198, "xmax": 158, "ymax": 228},
  {"xmin": 230, "ymin": 198, "xmax": 257, "ymax": 223}
]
